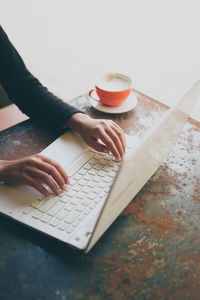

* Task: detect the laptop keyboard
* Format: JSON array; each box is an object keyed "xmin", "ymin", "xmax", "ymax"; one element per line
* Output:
[
  {"xmin": 22, "ymin": 151, "xmax": 121, "ymax": 234},
  {"xmin": 22, "ymin": 140, "xmax": 134, "ymax": 235}
]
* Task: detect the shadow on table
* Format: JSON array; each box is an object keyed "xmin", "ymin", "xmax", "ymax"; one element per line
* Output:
[{"xmin": 0, "ymin": 211, "xmax": 127, "ymax": 264}]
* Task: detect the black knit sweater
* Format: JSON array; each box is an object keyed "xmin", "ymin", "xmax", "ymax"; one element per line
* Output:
[{"xmin": 0, "ymin": 25, "xmax": 82, "ymax": 130}]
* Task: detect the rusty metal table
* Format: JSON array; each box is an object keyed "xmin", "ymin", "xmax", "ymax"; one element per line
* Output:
[{"xmin": 0, "ymin": 92, "xmax": 200, "ymax": 300}]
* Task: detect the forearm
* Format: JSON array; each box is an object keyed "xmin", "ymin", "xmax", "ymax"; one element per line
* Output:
[{"xmin": 0, "ymin": 26, "xmax": 82, "ymax": 130}]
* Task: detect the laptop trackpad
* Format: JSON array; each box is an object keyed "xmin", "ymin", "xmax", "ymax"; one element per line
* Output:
[
  {"xmin": 42, "ymin": 131, "xmax": 87, "ymax": 167},
  {"xmin": 43, "ymin": 145, "xmax": 80, "ymax": 167}
]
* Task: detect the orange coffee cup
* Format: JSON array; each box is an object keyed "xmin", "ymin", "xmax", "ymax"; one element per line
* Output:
[{"xmin": 89, "ymin": 73, "xmax": 132, "ymax": 107}]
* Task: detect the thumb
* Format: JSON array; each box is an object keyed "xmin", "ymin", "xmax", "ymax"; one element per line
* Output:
[{"xmin": 88, "ymin": 140, "xmax": 110, "ymax": 154}]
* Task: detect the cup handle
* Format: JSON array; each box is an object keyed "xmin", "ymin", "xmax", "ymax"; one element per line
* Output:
[{"xmin": 89, "ymin": 89, "xmax": 101, "ymax": 102}]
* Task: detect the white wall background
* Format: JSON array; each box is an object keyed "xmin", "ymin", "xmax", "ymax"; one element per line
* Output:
[{"xmin": 1, "ymin": 0, "xmax": 200, "ymax": 119}]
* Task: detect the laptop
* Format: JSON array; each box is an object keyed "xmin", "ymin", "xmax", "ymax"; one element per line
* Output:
[{"xmin": 0, "ymin": 82, "xmax": 200, "ymax": 252}]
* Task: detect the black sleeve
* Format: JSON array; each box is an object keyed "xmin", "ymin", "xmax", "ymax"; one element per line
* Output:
[{"xmin": 0, "ymin": 25, "xmax": 83, "ymax": 130}]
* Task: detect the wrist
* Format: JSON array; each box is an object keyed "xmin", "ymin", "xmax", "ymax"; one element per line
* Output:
[
  {"xmin": 0, "ymin": 160, "xmax": 8, "ymax": 181},
  {"xmin": 65, "ymin": 113, "xmax": 90, "ymax": 132}
]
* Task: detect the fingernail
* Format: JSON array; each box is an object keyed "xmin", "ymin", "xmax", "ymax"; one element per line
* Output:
[
  {"xmin": 62, "ymin": 184, "xmax": 67, "ymax": 191},
  {"xmin": 56, "ymin": 189, "xmax": 62, "ymax": 195},
  {"xmin": 104, "ymin": 149, "xmax": 110, "ymax": 154}
]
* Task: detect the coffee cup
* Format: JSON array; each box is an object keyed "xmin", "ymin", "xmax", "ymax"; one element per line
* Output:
[{"xmin": 89, "ymin": 73, "xmax": 132, "ymax": 107}]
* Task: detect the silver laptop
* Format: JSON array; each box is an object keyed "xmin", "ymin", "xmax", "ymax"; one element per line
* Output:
[{"xmin": 0, "ymin": 82, "xmax": 200, "ymax": 252}]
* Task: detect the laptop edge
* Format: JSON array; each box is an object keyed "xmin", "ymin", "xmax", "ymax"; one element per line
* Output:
[{"xmin": 85, "ymin": 81, "xmax": 200, "ymax": 252}]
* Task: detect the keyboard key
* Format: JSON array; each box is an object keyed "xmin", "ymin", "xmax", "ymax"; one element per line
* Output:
[
  {"xmin": 58, "ymin": 222, "xmax": 70, "ymax": 231},
  {"xmin": 56, "ymin": 210, "xmax": 68, "ymax": 220},
  {"xmin": 32, "ymin": 211, "xmax": 43, "ymax": 219},
  {"xmin": 98, "ymin": 181, "xmax": 107, "ymax": 188},
  {"xmin": 94, "ymin": 196, "xmax": 101, "ymax": 204},
  {"xmin": 30, "ymin": 199, "xmax": 43, "ymax": 209},
  {"xmin": 65, "ymin": 203, "xmax": 74, "ymax": 211},
  {"xmin": 82, "ymin": 186, "xmax": 91, "ymax": 193},
  {"xmin": 88, "ymin": 192, "xmax": 96, "ymax": 200},
  {"xmin": 94, "ymin": 153, "xmax": 104, "ymax": 159},
  {"xmin": 75, "ymin": 204, "xmax": 85, "ymax": 212},
  {"xmin": 57, "ymin": 191, "xmax": 66, "ymax": 198},
  {"xmin": 98, "ymin": 170, "xmax": 107, "ymax": 177},
  {"xmin": 66, "ymin": 185, "xmax": 73, "ymax": 192},
  {"xmin": 104, "ymin": 185, "xmax": 111, "ymax": 192},
  {"xmin": 76, "ymin": 191, "xmax": 86, "ymax": 199},
  {"xmin": 66, "ymin": 226, "xmax": 75, "ymax": 233},
  {"xmin": 108, "ymin": 171, "xmax": 117, "ymax": 178},
  {"xmin": 113, "ymin": 165, "xmax": 120, "ymax": 172},
  {"xmin": 65, "ymin": 212, "xmax": 79, "ymax": 224},
  {"xmin": 94, "ymin": 163, "xmax": 103, "ymax": 170},
  {"xmin": 88, "ymin": 169, "xmax": 98, "ymax": 176},
  {"xmin": 78, "ymin": 169, "xmax": 87, "ymax": 175},
  {"xmin": 47, "ymin": 202, "xmax": 64, "ymax": 216},
  {"xmin": 108, "ymin": 160, "xmax": 115, "ymax": 167},
  {"xmin": 89, "ymin": 202, "xmax": 96, "ymax": 209},
  {"xmin": 65, "ymin": 190, "xmax": 76, "ymax": 197},
  {"xmin": 93, "ymin": 175, "xmax": 102, "ymax": 182},
  {"xmin": 60, "ymin": 195, "xmax": 71, "ymax": 203},
  {"xmin": 69, "ymin": 178, "xmax": 77, "ymax": 186},
  {"xmin": 83, "ymin": 163, "xmax": 92, "ymax": 170},
  {"xmin": 99, "ymin": 159, "xmax": 109, "ymax": 166},
  {"xmin": 87, "ymin": 181, "xmax": 97, "ymax": 188},
  {"xmin": 49, "ymin": 218, "xmax": 60, "ymax": 227},
  {"xmin": 81, "ymin": 199, "xmax": 91, "ymax": 206},
  {"xmin": 83, "ymin": 173, "xmax": 92, "ymax": 181},
  {"xmin": 102, "ymin": 156, "xmax": 110, "ymax": 162},
  {"xmin": 102, "ymin": 165, "xmax": 111, "ymax": 172},
  {"xmin": 70, "ymin": 198, "xmax": 81, "ymax": 205},
  {"xmin": 78, "ymin": 214, "xmax": 87, "ymax": 221},
  {"xmin": 89, "ymin": 158, "xmax": 98, "ymax": 165},
  {"xmin": 78, "ymin": 179, "xmax": 88, "ymax": 186},
  {"xmin": 83, "ymin": 208, "xmax": 91, "ymax": 215},
  {"xmin": 103, "ymin": 176, "xmax": 113, "ymax": 183},
  {"xmin": 72, "ymin": 184, "xmax": 82, "ymax": 192},
  {"xmin": 23, "ymin": 206, "xmax": 33, "ymax": 214},
  {"xmin": 41, "ymin": 214, "xmax": 52, "ymax": 223},
  {"xmin": 72, "ymin": 220, "xmax": 80, "ymax": 227},
  {"xmin": 37, "ymin": 195, "xmax": 45, "ymax": 200},
  {"xmin": 92, "ymin": 187, "xmax": 102, "ymax": 194},
  {"xmin": 73, "ymin": 173, "xmax": 82, "ymax": 180},
  {"xmin": 39, "ymin": 196, "xmax": 59, "ymax": 213},
  {"xmin": 99, "ymin": 191, "xmax": 107, "ymax": 198}
]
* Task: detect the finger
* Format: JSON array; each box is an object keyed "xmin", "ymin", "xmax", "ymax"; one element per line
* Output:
[
  {"xmin": 97, "ymin": 129, "xmax": 121, "ymax": 160},
  {"xmin": 105, "ymin": 127, "xmax": 124, "ymax": 159},
  {"xmin": 37, "ymin": 154, "xmax": 69, "ymax": 184},
  {"xmin": 111, "ymin": 122, "xmax": 126, "ymax": 153},
  {"xmin": 87, "ymin": 138, "xmax": 110, "ymax": 153},
  {"xmin": 34, "ymin": 160, "xmax": 67, "ymax": 190},
  {"xmin": 28, "ymin": 167, "xmax": 61, "ymax": 195},
  {"xmin": 23, "ymin": 173, "xmax": 50, "ymax": 196}
]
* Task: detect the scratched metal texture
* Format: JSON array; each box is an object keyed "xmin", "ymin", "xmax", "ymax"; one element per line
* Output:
[{"xmin": 0, "ymin": 93, "xmax": 200, "ymax": 300}]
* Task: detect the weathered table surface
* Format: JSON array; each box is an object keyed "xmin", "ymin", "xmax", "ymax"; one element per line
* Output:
[{"xmin": 0, "ymin": 92, "xmax": 200, "ymax": 300}]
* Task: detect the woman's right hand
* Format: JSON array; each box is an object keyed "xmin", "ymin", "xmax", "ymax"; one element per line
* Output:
[{"xmin": 0, "ymin": 154, "xmax": 69, "ymax": 196}]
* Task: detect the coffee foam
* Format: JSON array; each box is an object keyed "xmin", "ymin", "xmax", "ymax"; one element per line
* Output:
[{"xmin": 97, "ymin": 75, "xmax": 130, "ymax": 91}]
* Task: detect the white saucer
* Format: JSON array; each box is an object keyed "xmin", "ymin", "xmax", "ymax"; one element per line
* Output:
[{"xmin": 88, "ymin": 90, "xmax": 138, "ymax": 114}]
